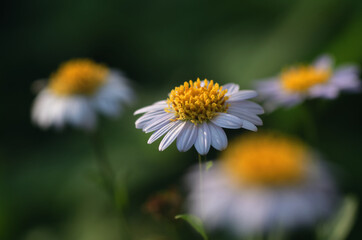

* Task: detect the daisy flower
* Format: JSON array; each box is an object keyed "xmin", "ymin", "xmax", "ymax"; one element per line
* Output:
[
  {"xmin": 32, "ymin": 59, "xmax": 134, "ymax": 130},
  {"xmin": 134, "ymin": 78, "xmax": 264, "ymax": 155},
  {"xmin": 256, "ymin": 55, "xmax": 360, "ymax": 111},
  {"xmin": 186, "ymin": 132, "xmax": 338, "ymax": 236}
]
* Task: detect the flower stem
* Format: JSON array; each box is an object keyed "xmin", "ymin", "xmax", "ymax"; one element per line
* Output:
[
  {"xmin": 89, "ymin": 129, "xmax": 131, "ymax": 239},
  {"xmin": 267, "ymin": 228, "xmax": 286, "ymax": 240},
  {"xmin": 245, "ymin": 233, "xmax": 264, "ymax": 240},
  {"xmin": 301, "ymin": 103, "xmax": 318, "ymax": 144},
  {"xmin": 90, "ymin": 130, "xmax": 115, "ymax": 197},
  {"xmin": 198, "ymin": 153, "xmax": 204, "ymax": 218}
]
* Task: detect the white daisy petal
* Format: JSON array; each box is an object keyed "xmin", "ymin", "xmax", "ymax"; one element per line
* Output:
[
  {"xmin": 241, "ymin": 120, "xmax": 257, "ymax": 132},
  {"xmin": 227, "ymin": 109, "xmax": 263, "ymax": 126},
  {"xmin": 135, "ymin": 110, "xmax": 168, "ymax": 129},
  {"xmin": 194, "ymin": 122, "xmax": 211, "ymax": 155},
  {"xmin": 66, "ymin": 98, "xmax": 97, "ymax": 130},
  {"xmin": 32, "ymin": 90, "xmax": 55, "ymax": 129},
  {"xmin": 229, "ymin": 101, "xmax": 264, "ymax": 114},
  {"xmin": 93, "ymin": 71, "xmax": 134, "ymax": 117},
  {"xmin": 94, "ymin": 97, "xmax": 121, "ymax": 117},
  {"xmin": 330, "ymin": 65, "xmax": 361, "ymax": 90},
  {"xmin": 208, "ymin": 123, "xmax": 227, "ymax": 151},
  {"xmin": 144, "ymin": 119, "xmax": 171, "ymax": 134},
  {"xmin": 159, "ymin": 121, "xmax": 186, "ymax": 151},
  {"xmin": 143, "ymin": 113, "xmax": 174, "ymax": 133},
  {"xmin": 176, "ymin": 121, "xmax": 198, "ymax": 152},
  {"xmin": 313, "ymin": 54, "xmax": 333, "ymax": 70},
  {"xmin": 227, "ymin": 90, "xmax": 258, "ymax": 102},
  {"xmin": 51, "ymin": 97, "xmax": 68, "ymax": 129},
  {"xmin": 134, "ymin": 101, "xmax": 167, "ymax": 115},
  {"xmin": 103, "ymin": 70, "xmax": 134, "ymax": 104},
  {"xmin": 147, "ymin": 121, "xmax": 178, "ymax": 144},
  {"xmin": 309, "ymin": 85, "xmax": 339, "ymax": 99},
  {"xmin": 211, "ymin": 113, "xmax": 243, "ymax": 129},
  {"xmin": 223, "ymin": 83, "xmax": 240, "ymax": 96}
]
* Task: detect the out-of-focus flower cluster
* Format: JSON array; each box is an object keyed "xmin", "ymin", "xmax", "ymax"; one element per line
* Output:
[
  {"xmin": 32, "ymin": 59, "xmax": 133, "ymax": 131},
  {"xmin": 186, "ymin": 132, "xmax": 338, "ymax": 236},
  {"xmin": 256, "ymin": 55, "xmax": 360, "ymax": 111}
]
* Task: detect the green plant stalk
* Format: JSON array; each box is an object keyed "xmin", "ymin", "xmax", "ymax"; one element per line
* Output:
[
  {"xmin": 198, "ymin": 153, "xmax": 205, "ymax": 219},
  {"xmin": 90, "ymin": 130, "xmax": 132, "ymax": 240}
]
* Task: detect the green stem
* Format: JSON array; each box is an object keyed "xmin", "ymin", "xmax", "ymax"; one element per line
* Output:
[
  {"xmin": 300, "ymin": 104, "xmax": 318, "ymax": 144},
  {"xmin": 198, "ymin": 153, "xmax": 204, "ymax": 218},
  {"xmin": 90, "ymin": 130, "xmax": 115, "ymax": 197},
  {"xmin": 90, "ymin": 130, "xmax": 131, "ymax": 240},
  {"xmin": 244, "ymin": 233, "xmax": 264, "ymax": 240},
  {"xmin": 267, "ymin": 228, "xmax": 286, "ymax": 240}
]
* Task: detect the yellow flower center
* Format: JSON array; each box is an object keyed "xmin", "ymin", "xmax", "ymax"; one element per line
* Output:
[
  {"xmin": 222, "ymin": 133, "xmax": 309, "ymax": 187},
  {"xmin": 49, "ymin": 59, "xmax": 109, "ymax": 96},
  {"xmin": 166, "ymin": 78, "xmax": 229, "ymax": 124},
  {"xmin": 281, "ymin": 65, "xmax": 331, "ymax": 93}
]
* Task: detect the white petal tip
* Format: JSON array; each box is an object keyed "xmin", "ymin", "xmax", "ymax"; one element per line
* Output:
[{"xmin": 220, "ymin": 145, "xmax": 227, "ymax": 151}]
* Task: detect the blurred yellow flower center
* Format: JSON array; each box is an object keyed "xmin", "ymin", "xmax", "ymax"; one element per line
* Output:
[
  {"xmin": 166, "ymin": 78, "xmax": 229, "ymax": 124},
  {"xmin": 281, "ymin": 65, "xmax": 331, "ymax": 93},
  {"xmin": 222, "ymin": 133, "xmax": 308, "ymax": 187},
  {"xmin": 49, "ymin": 59, "xmax": 109, "ymax": 96}
]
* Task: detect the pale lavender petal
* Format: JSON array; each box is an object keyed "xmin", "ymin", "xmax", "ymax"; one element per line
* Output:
[
  {"xmin": 194, "ymin": 122, "xmax": 211, "ymax": 155},
  {"xmin": 241, "ymin": 120, "xmax": 257, "ymax": 132},
  {"xmin": 330, "ymin": 65, "xmax": 361, "ymax": 90},
  {"xmin": 227, "ymin": 109, "xmax": 263, "ymax": 126},
  {"xmin": 208, "ymin": 123, "xmax": 228, "ymax": 151},
  {"xmin": 313, "ymin": 54, "xmax": 334, "ymax": 70},
  {"xmin": 228, "ymin": 101, "xmax": 264, "ymax": 114},
  {"xmin": 134, "ymin": 101, "xmax": 167, "ymax": 115},
  {"xmin": 223, "ymin": 83, "xmax": 240, "ymax": 96},
  {"xmin": 147, "ymin": 121, "xmax": 178, "ymax": 144},
  {"xmin": 159, "ymin": 121, "xmax": 186, "ymax": 151},
  {"xmin": 227, "ymin": 90, "xmax": 258, "ymax": 102},
  {"xmin": 211, "ymin": 113, "xmax": 243, "ymax": 129},
  {"xmin": 309, "ymin": 85, "xmax": 339, "ymax": 99},
  {"xmin": 176, "ymin": 121, "xmax": 197, "ymax": 152},
  {"xmin": 66, "ymin": 98, "xmax": 97, "ymax": 130},
  {"xmin": 135, "ymin": 110, "xmax": 168, "ymax": 129},
  {"xmin": 142, "ymin": 113, "xmax": 174, "ymax": 133},
  {"xmin": 93, "ymin": 71, "xmax": 134, "ymax": 117},
  {"xmin": 254, "ymin": 78, "xmax": 281, "ymax": 100}
]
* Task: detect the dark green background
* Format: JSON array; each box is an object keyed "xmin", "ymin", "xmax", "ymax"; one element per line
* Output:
[{"xmin": 1, "ymin": 0, "xmax": 362, "ymax": 239}]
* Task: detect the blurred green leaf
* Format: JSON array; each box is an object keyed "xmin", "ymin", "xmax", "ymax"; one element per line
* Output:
[
  {"xmin": 205, "ymin": 161, "xmax": 213, "ymax": 172},
  {"xmin": 115, "ymin": 181, "xmax": 129, "ymax": 210},
  {"xmin": 316, "ymin": 195, "xmax": 358, "ymax": 240},
  {"xmin": 175, "ymin": 214, "xmax": 208, "ymax": 240}
]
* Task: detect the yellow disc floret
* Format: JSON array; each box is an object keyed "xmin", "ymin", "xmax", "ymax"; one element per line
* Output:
[
  {"xmin": 222, "ymin": 133, "xmax": 309, "ymax": 187},
  {"xmin": 281, "ymin": 65, "xmax": 331, "ymax": 93},
  {"xmin": 49, "ymin": 59, "xmax": 109, "ymax": 96},
  {"xmin": 166, "ymin": 78, "xmax": 229, "ymax": 124}
]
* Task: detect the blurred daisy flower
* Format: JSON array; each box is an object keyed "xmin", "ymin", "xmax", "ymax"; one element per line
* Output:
[
  {"xmin": 256, "ymin": 55, "xmax": 360, "ymax": 111},
  {"xmin": 134, "ymin": 78, "xmax": 263, "ymax": 155},
  {"xmin": 32, "ymin": 59, "xmax": 133, "ymax": 130},
  {"xmin": 186, "ymin": 132, "xmax": 338, "ymax": 236}
]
